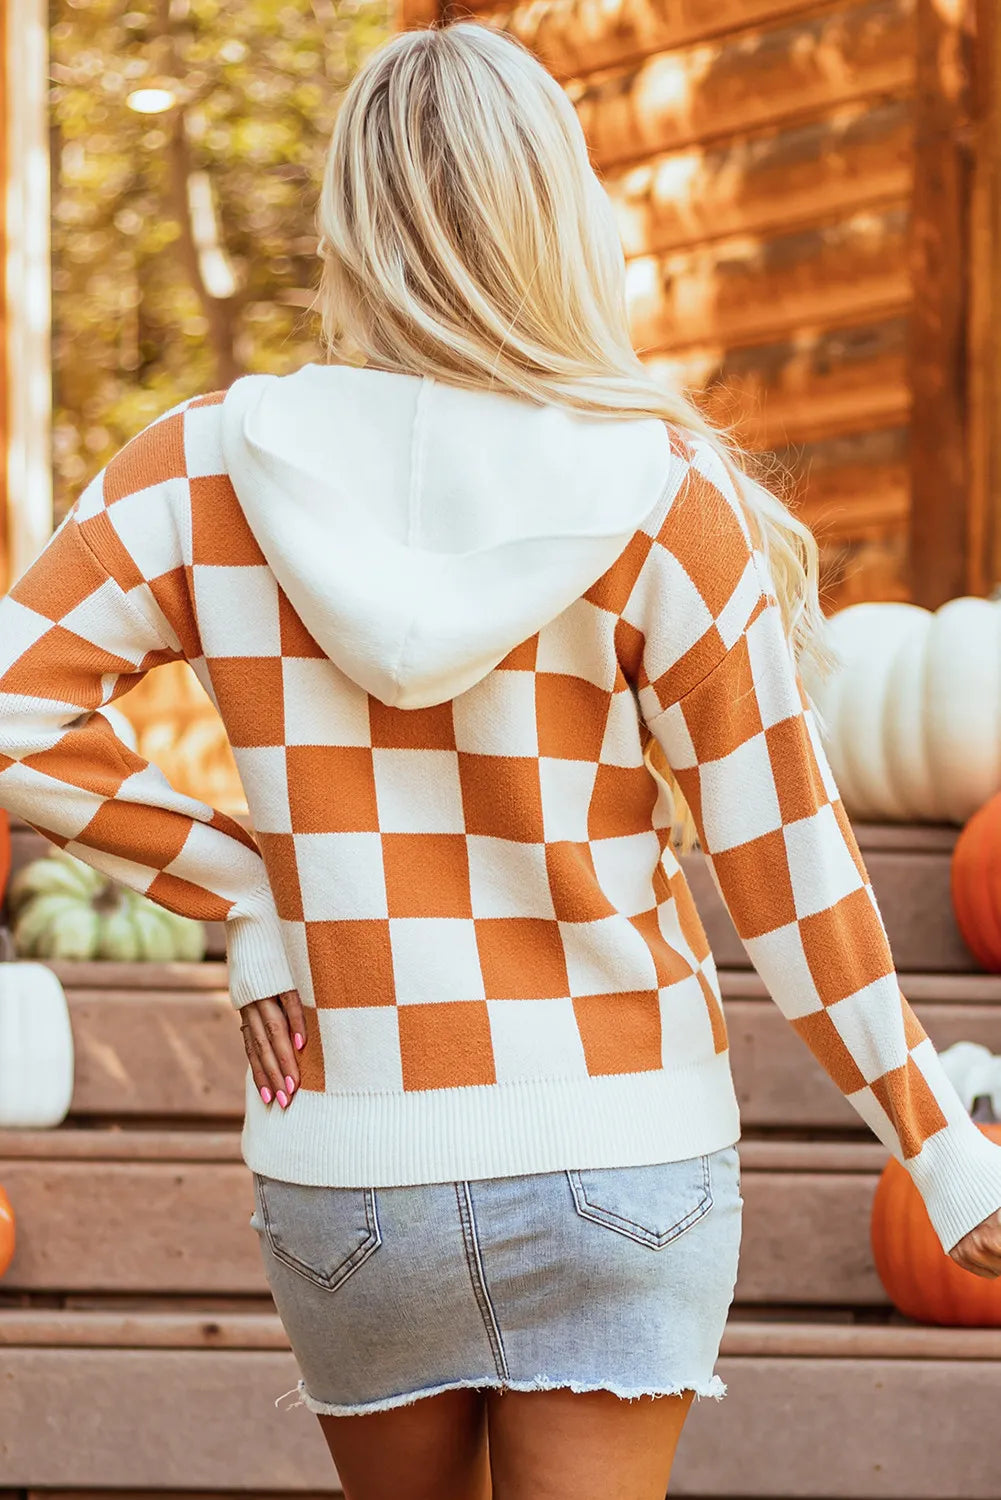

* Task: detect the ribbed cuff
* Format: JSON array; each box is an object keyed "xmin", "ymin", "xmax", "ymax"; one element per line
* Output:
[
  {"xmin": 908, "ymin": 1115, "xmax": 1001, "ymax": 1254},
  {"xmin": 225, "ymin": 885, "xmax": 297, "ymax": 1009}
]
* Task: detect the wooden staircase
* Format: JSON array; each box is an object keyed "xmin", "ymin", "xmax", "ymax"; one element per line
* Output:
[{"xmin": 1, "ymin": 821, "xmax": 1000, "ymax": 1496}]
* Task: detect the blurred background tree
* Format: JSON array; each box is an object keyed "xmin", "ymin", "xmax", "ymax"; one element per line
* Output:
[
  {"xmin": 49, "ymin": 0, "xmax": 390, "ymax": 524},
  {"xmin": 47, "ymin": 0, "xmax": 389, "ymax": 812}
]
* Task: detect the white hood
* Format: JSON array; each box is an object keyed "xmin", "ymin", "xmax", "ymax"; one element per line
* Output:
[{"xmin": 220, "ymin": 364, "xmax": 681, "ymax": 709}]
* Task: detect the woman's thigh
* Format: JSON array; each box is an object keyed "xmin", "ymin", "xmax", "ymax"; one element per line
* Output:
[
  {"xmin": 486, "ymin": 1386, "xmax": 696, "ymax": 1500},
  {"xmin": 317, "ymin": 1388, "xmax": 491, "ymax": 1500}
]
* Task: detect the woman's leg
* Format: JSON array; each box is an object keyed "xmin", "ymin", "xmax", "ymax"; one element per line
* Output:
[
  {"xmin": 317, "ymin": 1387, "xmax": 492, "ymax": 1500},
  {"xmin": 486, "ymin": 1386, "xmax": 696, "ymax": 1500}
]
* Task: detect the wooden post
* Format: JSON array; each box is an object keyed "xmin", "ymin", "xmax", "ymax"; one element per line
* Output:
[
  {"xmin": 2, "ymin": 0, "xmax": 52, "ymax": 592},
  {"xmin": 908, "ymin": 0, "xmax": 977, "ymax": 607},
  {"xmin": 968, "ymin": 0, "xmax": 1001, "ymax": 597},
  {"xmin": 0, "ymin": 0, "xmax": 6, "ymax": 592}
]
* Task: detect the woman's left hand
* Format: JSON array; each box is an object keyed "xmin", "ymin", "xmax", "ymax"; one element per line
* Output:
[
  {"xmin": 948, "ymin": 1208, "xmax": 1001, "ymax": 1277},
  {"xmin": 239, "ymin": 989, "xmax": 306, "ymax": 1110}
]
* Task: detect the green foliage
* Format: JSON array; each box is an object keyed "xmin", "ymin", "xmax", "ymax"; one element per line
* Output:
[{"xmin": 50, "ymin": 0, "xmax": 390, "ymax": 521}]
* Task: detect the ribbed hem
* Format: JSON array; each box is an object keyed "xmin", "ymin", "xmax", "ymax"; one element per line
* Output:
[
  {"xmin": 907, "ymin": 1114, "xmax": 1001, "ymax": 1254},
  {"xmin": 240, "ymin": 1051, "xmax": 743, "ymax": 1187},
  {"xmin": 225, "ymin": 886, "xmax": 297, "ymax": 1009}
]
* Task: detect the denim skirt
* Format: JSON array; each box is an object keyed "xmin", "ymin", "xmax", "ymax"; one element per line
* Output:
[{"xmin": 251, "ymin": 1143, "xmax": 744, "ymax": 1417}]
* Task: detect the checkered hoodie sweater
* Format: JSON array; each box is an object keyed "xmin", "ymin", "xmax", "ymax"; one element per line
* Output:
[{"xmin": 2, "ymin": 365, "xmax": 1000, "ymax": 1255}]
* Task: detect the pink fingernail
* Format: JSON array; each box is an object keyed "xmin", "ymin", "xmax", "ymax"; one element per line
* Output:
[
  {"xmin": 276, "ymin": 1090, "xmax": 288, "ymax": 1109},
  {"xmin": 260, "ymin": 1087, "xmax": 272, "ymax": 1104},
  {"xmin": 285, "ymin": 1075, "xmax": 296, "ymax": 1094},
  {"xmin": 294, "ymin": 1033, "xmax": 304, "ymax": 1051}
]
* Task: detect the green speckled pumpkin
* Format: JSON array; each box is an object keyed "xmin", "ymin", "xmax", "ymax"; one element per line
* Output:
[{"xmin": 7, "ymin": 849, "xmax": 206, "ymax": 962}]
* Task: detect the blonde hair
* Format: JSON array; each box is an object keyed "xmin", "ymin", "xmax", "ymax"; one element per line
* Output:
[{"xmin": 316, "ymin": 20, "xmax": 831, "ymax": 849}]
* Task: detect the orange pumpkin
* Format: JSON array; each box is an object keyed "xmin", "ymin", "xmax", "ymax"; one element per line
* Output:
[
  {"xmin": 0, "ymin": 1183, "xmax": 14, "ymax": 1278},
  {"xmin": 952, "ymin": 796, "xmax": 1001, "ymax": 971},
  {"xmin": 871, "ymin": 1122, "xmax": 1001, "ymax": 1325}
]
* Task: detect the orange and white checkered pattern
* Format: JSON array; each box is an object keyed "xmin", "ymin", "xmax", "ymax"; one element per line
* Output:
[{"xmin": 1, "ymin": 388, "xmax": 1000, "ymax": 1250}]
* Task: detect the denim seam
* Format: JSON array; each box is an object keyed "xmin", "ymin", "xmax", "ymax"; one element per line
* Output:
[
  {"xmin": 454, "ymin": 1181, "xmax": 510, "ymax": 1380},
  {"xmin": 567, "ymin": 1154, "xmax": 714, "ymax": 1248},
  {"xmin": 259, "ymin": 1181, "xmax": 383, "ymax": 1292}
]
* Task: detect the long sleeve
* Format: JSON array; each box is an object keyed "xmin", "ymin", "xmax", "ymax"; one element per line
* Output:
[
  {"xmin": 631, "ymin": 442, "xmax": 1001, "ymax": 1255},
  {"xmin": 0, "ymin": 410, "xmax": 295, "ymax": 1008}
]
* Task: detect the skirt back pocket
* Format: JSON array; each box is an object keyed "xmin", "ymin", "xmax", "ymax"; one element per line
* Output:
[
  {"xmin": 567, "ymin": 1155, "xmax": 714, "ymax": 1249},
  {"xmin": 253, "ymin": 1174, "xmax": 382, "ymax": 1291}
]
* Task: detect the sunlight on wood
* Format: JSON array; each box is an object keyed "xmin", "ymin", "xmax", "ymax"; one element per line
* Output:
[
  {"xmin": 624, "ymin": 253, "xmax": 661, "ymax": 327},
  {"xmin": 80, "ymin": 1037, "xmax": 132, "ymax": 1091},
  {"xmin": 647, "ymin": 150, "xmax": 706, "ymax": 239},
  {"xmin": 645, "ymin": 347, "xmax": 727, "ymax": 394},
  {"xmin": 632, "ymin": 45, "xmax": 710, "ymax": 143}
]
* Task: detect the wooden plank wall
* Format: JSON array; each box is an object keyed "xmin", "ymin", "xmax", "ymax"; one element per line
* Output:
[
  {"xmin": 0, "ymin": 0, "xmax": 10, "ymax": 591},
  {"xmin": 400, "ymin": 0, "xmax": 1001, "ymax": 609},
  {"xmin": 968, "ymin": 0, "xmax": 1001, "ymax": 597}
]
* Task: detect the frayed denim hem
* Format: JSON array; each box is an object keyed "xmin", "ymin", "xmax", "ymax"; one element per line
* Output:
[{"xmin": 278, "ymin": 1372, "xmax": 727, "ymax": 1417}]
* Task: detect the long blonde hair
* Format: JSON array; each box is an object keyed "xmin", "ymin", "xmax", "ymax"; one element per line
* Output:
[{"xmin": 316, "ymin": 20, "xmax": 831, "ymax": 848}]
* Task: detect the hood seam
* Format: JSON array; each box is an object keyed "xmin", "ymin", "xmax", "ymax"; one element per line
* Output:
[
  {"xmin": 390, "ymin": 550, "xmax": 450, "ymax": 706},
  {"xmin": 407, "ymin": 375, "xmax": 434, "ymax": 547}
]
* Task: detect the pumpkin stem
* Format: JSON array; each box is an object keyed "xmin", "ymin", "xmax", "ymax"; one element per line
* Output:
[{"xmin": 91, "ymin": 879, "xmax": 126, "ymax": 916}]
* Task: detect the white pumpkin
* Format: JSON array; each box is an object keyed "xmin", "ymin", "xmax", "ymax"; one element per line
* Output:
[
  {"xmin": 803, "ymin": 597, "xmax": 1001, "ymax": 824},
  {"xmin": 0, "ymin": 960, "xmax": 74, "ymax": 1128}
]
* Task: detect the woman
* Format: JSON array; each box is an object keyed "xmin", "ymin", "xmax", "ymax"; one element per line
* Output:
[{"xmin": 1, "ymin": 20, "xmax": 1000, "ymax": 1500}]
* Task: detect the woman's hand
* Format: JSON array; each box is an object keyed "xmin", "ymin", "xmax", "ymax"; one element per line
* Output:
[
  {"xmin": 239, "ymin": 990, "xmax": 307, "ymax": 1109},
  {"xmin": 948, "ymin": 1208, "xmax": 1001, "ymax": 1277}
]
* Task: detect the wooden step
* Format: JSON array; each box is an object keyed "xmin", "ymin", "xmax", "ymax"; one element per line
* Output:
[
  {"xmin": 1, "ymin": 1311, "xmax": 999, "ymax": 1494},
  {"xmin": 683, "ymin": 821, "xmax": 975, "ymax": 974},
  {"xmin": 721, "ymin": 971, "xmax": 1001, "ymax": 1130},
  {"xmin": 60, "ymin": 964, "xmax": 242, "ymax": 1121},
  {"xmin": 14, "ymin": 1492, "xmax": 340, "ymax": 1500},
  {"xmin": 6, "ymin": 1307, "xmax": 1001, "ymax": 1358},
  {"xmin": 0, "ymin": 1130, "xmax": 933, "ymax": 1307},
  {"xmin": 0, "ymin": 1341, "xmax": 329, "ymax": 1491},
  {"xmin": 47, "ymin": 961, "xmax": 1000, "ymax": 1130}
]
